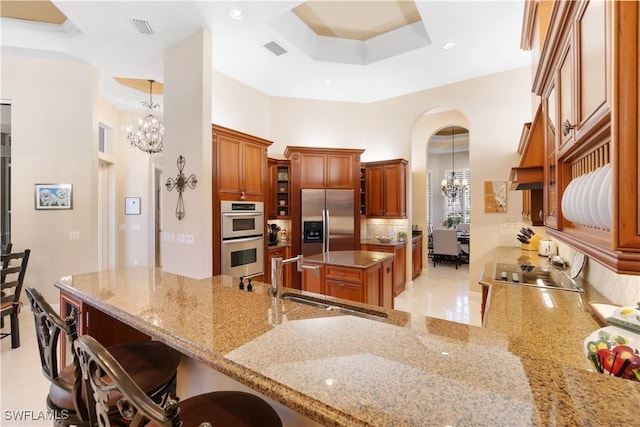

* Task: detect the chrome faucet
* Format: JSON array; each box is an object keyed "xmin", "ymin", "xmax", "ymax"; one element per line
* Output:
[{"xmin": 271, "ymin": 254, "xmax": 319, "ymax": 297}]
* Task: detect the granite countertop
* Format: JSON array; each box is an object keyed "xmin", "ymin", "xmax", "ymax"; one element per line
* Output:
[
  {"xmin": 54, "ymin": 247, "xmax": 640, "ymax": 426},
  {"xmin": 267, "ymin": 241, "xmax": 291, "ymax": 249},
  {"xmin": 360, "ymin": 238, "xmax": 407, "ymax": 247},
  {"xmin": 302, "ymin": 250, "xmax": 395, "ymax": 269}
]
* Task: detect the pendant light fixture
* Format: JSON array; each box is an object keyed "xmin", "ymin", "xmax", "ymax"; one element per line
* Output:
[
  {"xmin": 441, "ymin": 126, "xmax": 468, "ymax": 201},
  {"xmin": 126, "ymin": 79, "xmax": 164, "ymax": 155}
]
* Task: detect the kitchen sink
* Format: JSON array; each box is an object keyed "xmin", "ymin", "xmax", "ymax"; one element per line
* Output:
[
  {"xmin": 281, "ymin": 293, "xmax": 388, "ymax": 322},
  {"xmin": 490, "ymin": 263, "xmax": 584, "ymax": 293}
]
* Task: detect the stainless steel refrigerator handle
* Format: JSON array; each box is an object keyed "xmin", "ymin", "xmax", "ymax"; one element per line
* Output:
[{"xmin": 323, "ymin": 209, "xmax": 330, "ymax": 253}]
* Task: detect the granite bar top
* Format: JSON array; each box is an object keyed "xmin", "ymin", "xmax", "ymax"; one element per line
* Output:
[
  {"xmin": 302, "ymin": 250, "xmax": 395, "ymax": 269},
  {"xmin": 54, "ymin": 247, "xmax": 640, "ymax": 426}
]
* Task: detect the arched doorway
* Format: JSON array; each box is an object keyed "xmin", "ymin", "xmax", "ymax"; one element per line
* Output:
[{"xmin": 410, "ymin": 108, "xmax": 470, "ymax": 272}]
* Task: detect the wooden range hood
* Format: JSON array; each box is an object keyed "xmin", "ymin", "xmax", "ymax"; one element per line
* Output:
[{"xmin": 510, "ymin": 105, "xmax": 544, "ymax": 190}]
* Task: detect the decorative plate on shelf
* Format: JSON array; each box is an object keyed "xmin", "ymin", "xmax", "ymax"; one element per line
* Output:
[{"xmin": 583, "ymin": 325, "xmax": 640, "ymax": 380}]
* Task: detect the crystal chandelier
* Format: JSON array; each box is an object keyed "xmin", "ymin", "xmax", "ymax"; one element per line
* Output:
[
  {"xmin": 441, "ymin": 126, "xmax": 468, "ymax": 201},
  {"xmin": 126, "ymin": 79, "xmax": 164, "ymax": 155}
]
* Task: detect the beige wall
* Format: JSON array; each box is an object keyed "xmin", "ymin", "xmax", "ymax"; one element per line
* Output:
[
  {"xmin": 1, "ymin": 55, "xmax": 100, "ymax": 302},
  {"xmin": 163, "ymin": 30, "xmax": 213, "ymax": 278}
]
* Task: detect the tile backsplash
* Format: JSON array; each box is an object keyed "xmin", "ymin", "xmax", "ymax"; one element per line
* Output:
[
  {"xmin": 361, "ymin": 218, "xmax": 410, "ymax": 242},
  {"xmin": 554, "ymin": 238, "xmax": 640, "ymax": 306}
]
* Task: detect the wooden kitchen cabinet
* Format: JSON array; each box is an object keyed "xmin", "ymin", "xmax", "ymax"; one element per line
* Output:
[
  {"xmin": 412, "ymin": 235, "xmax": 423, "ymax": 279},
  {"xmin": 265, "ymin": 245, "xmax": 291, "ymax": 286},
  {"xmin": 361, "ymin": 241, "xmax": 406, "ymax": 296},
  {"xmin": 268, "ymin": 159, "xmax": 290, "ymax": 219},
  {"xmin": 301, "ymin": 261, "xmax": 393, "ymax": 308},
  {"xmin": 212, "ymin": 125, "xmax": 272, "ymax": 275},
  {"xmin": 213, "ymin": 124, "xmax": 271, "ymax": 201},
  {"xmin": 524, "ymin": 0, "xmax": 640, "ymax": 273},
  {"xmin": 556, "ymin": 0, "xmax": 610, "ymax": 157},
  {"xmin": 59, "ymin": 291, "xmax": 149, "ymax": 366},
  {"xmin": 285, "ymin": 147, "xmax": 361, "ymax": 189},
  {"xmin": 364, "ymin": 159, "xmax": 407, "ymax": 218}
]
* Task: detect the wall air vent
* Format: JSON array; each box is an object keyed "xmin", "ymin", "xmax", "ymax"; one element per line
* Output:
[
  {"xmin": 132, "ymin": 18, "xmax": 154, "ymax": 35},
  {"xmin": 263, "ymin": 41, "xmax": 288, "ymax": 56}
]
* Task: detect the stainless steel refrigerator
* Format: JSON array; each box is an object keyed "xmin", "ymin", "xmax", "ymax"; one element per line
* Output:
[{"xmin": 301, "ymin": 189, "xmax": 355, "ymax": 256}]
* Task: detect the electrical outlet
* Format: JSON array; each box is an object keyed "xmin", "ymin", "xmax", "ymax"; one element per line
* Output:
[
  {"xmin": 176, "ymin": 234, "xmax": 185, "ymax": 244},
  {"xmin": 131, "ymin": 224, "xmax": 141, "ymax": 231},
  {"xmin": 69, "ymin": 231, "xmax": 80, "ymax": 240},
  {"xmin": 185, "ymin": 235, "xmax": 194, "ymax": 245}
]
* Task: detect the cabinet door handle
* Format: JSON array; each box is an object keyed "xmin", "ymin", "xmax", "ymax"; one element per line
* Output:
[{"xmin": 562, "ymin": 119, "xmax": 575, "ymax": 136}]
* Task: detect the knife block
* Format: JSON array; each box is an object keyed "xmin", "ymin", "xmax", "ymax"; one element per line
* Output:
[{"xmin": 520, "ymin": 234, "xmax": 541, "ymax": 251}]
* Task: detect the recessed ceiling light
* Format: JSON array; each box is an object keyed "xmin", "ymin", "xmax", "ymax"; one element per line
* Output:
[
  {"xmin": 229, "ymin": 9, "xmax": 244, "ymax": 20},
  {"xmin": 442, "ymin": 40, "xmax": 457, "ymax": 50},
  {"xmin": 323, "ymin": 79, "xmax": 333, "ymax": 86}
]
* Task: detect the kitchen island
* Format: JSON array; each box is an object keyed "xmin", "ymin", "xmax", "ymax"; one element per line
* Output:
[
  {"xmin": 301, "ymin": 250, "xmax": 396, "ymax": 308},
  {"xmin": 54, "ymin": 247, "xmax": 640, "ymax": 426}
]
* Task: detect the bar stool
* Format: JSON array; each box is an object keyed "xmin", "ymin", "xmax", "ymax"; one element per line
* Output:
[
  {"xmin": 25, "ymin": 288, "xmax": 182, "ymax": 426},
  {"xmin": 74, "ymin": 334, "xmax": 283, "ymax": 427}
]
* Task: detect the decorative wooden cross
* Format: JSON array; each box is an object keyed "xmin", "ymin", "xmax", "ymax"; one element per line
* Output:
[{"xmin": 165, "ymin": 155, "xmax": 197, "ymax": 220}]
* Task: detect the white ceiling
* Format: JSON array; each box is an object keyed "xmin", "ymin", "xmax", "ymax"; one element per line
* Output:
[{"xmin": 1, "ymin": 1, "xmax": 530, "ymax": 110}]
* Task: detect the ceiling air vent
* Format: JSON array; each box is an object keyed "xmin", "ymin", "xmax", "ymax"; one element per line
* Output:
[
  {"xmin": 263, "ymin": 41, "xmax": 288, "ymax": 56},
  {"xmin": 132, "ymin": 18, "xmax": 154, "ymax": 35}
]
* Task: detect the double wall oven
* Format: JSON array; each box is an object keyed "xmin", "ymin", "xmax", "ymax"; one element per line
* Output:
[{"xmin": 220, "ymin": 201, "xmax": 264, "ymax": 277}]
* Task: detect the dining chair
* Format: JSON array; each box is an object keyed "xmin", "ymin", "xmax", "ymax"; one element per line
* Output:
[
  {"xmin": 74, "ymin": 334, "xmax": 283, "ymax": 427},
  {"xmin": 431, "ymin": 229, "xmax": 462, "ymax": 269},
  {"xmin": 456, "ymin": 223, "xmax": 470, "ymax": 233},
  {"xmin": 25, "ymin": 287, "xmax": 182, "ymax": 427},
  {"xmin": 1, "ymin": 249, "xmax": 30, "ymax": 348}
]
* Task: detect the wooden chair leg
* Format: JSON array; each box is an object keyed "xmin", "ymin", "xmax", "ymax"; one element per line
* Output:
[{"xmin": 10, "ymin": 313, "xmax": 20, "ymax": 348}]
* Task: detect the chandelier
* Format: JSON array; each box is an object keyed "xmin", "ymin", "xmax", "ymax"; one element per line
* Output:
[
  {"xmin": 126, "ymin": 79, "xmax": 164, "ymax": 155},
  {"xmin": 441, "ymin": 126, "xmax": 468, "ymax": 201}
]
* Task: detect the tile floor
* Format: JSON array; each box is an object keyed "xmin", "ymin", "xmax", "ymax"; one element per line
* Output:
[{"xmin": 0, "ymin": 262, "xmax": 480, "ymax": 426}]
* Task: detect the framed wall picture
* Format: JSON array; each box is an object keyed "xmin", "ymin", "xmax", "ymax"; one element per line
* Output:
[
  {"xmin": 125, "ymin": 197, "xmax": 141, "ymax": 215},
  {"xmin": 484, "ymin": 181, "xmax": 507, "ymax": 213},
  {"xmin": 35, "ymin": 183, "xmax": 72, "ymax": 210}
]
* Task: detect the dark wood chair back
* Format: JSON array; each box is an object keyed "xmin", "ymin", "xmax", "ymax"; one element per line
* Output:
[
  {"xmin": 73, "ymin": 334, "xmax": 180, "ymax": 427},
  {"xmin": 25, "ymin": 287, "xmax": 83, "ymax": 412},
  {"xmin": 1, "ymin": 249, "xmax": 30, "ymax": 348}
]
